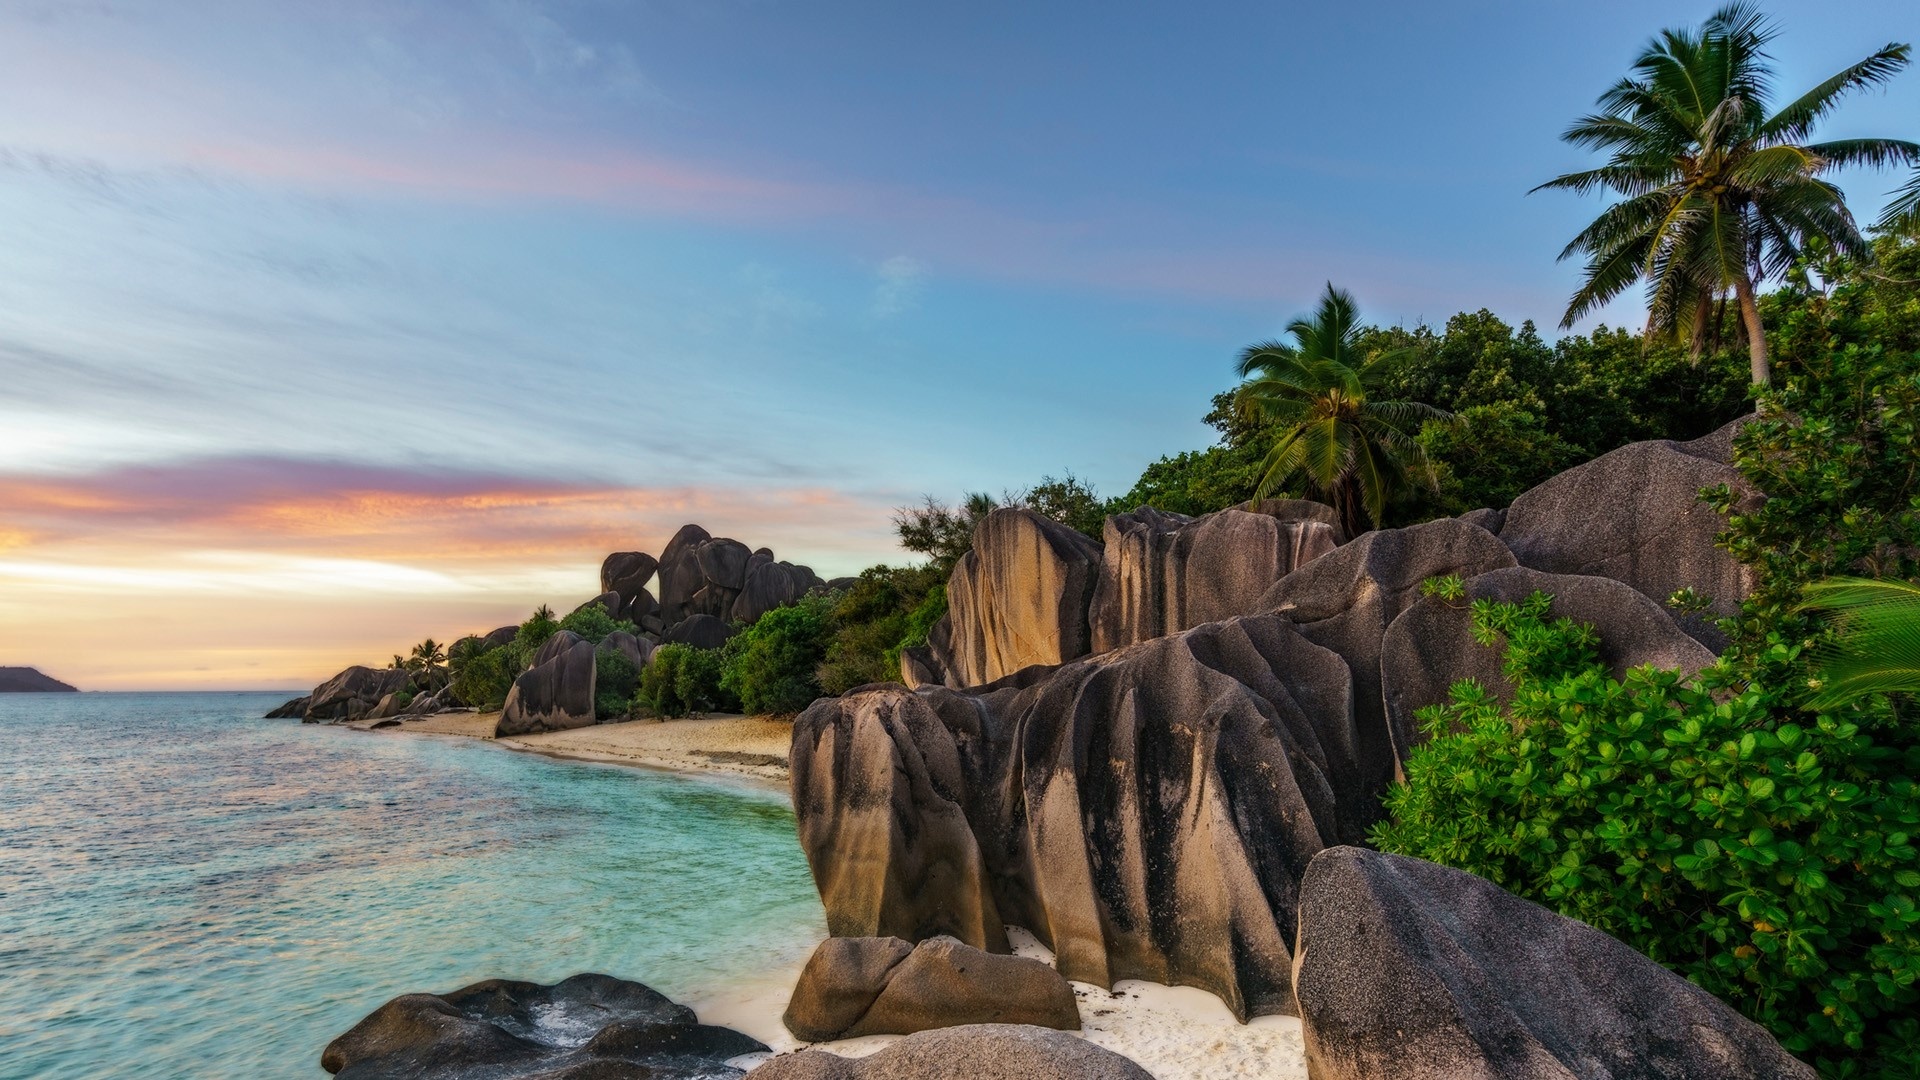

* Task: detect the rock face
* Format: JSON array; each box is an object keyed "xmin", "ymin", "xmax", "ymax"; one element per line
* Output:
[
  {"xmin": 1380, "ymin": 566, "xmax": 1717, "ymax": 750},
  {"xmin": 321, "ymin": 972, "xmax": 766, "ymax": 1080},
  {"xmin": 664, "ymin": 613, "xmax": 736, "ymax": 651},
  {"xmin": 1291, "ymin": 847, "xmax": 1814, "ymax": 1080},
  {"xmin": 732, "ymin": 554, "xmax": 822, "ymax": 626},
  {"xmin": 482, "ymin": 625, "xmax": 519, "ymax": 650},
  {"xmin": 496, "ymin": 632, "xmax": 597, "ymax": 737},
  {"xmin": 1499, "ymin": 422, "xmax": 1757, "ymax": 650},
  {"xmin": 1260, "ymin": 518, "xmax": 1517, "ymax": 807},
  {"xmin": 784, "ymin": 936, "xmax": 1078, "ymax": 1042},
  {"xmin": 648, "ymin": 523, "xmax": 823, "ymax": 639},
  {"xmin": 792, "ymin": 610, "xmax": 1363, "ymax": 1021},
  {"xmin": 1089, "ymin": 506, "xmax": 1338, "ymax": 653},
  {"xmin": 597, "ymin": 630, "xmax": 654, "ymax": 671},
  {"xmin": 305, "ymin": 666, "xmax": 415, "ymax": 723},
  {"xmin": 0, "ymin": 666, "xmax": 78, "ymax": 692},
  {"xmin": 750, "ymin": 1025, "xmax": 1153, "ymax": 1080},
  {"xmin": 265, "ymin": 694, "xmax": 310, "ymax": 719},
  {"xmin": 928, "ymin": 508, "xmax": 1103, "ymax": 689},
  {"xmin": 600, "ymin": 550, "xmax": 659, "ymax": 602},
  {"xmin": 572, "ymin": 591, "xmax": 623, "ymax": 619}
]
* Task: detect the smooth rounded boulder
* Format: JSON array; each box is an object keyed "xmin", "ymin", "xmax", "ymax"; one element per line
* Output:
[
  {"xmin": 1291, "ymin": 847, "xmax": 1814, "ymax": 1080},
  {"xmin": 1380, "ymin": 565, "xmax": 1716, "ymax": 764},
  {"xmin": 322, "ymin": 972, "xmax": 765, "ymax": 1079},
  {"xmin": 749, "ymin": 1024, "xmax": 1152, "ymax": 1080},
  {"xmin": 496, "ymin": 632, "xmax": 597, "ymax": 737},
  {"xmin": 663, "ymin": 613, "xmax": 736, "ymax": 651},
  {"xmin": 304, "ymin": 665, "xmax": 415, "ymax": 723},
  {"xmin": 783, "ymin": 936, "xmax": 1077, "ymax": 1042},
  {"xmin": 600, "ymin": 550, "xmax": 659, "ymax": 601}
]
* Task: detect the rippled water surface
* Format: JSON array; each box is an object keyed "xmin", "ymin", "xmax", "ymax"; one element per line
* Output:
[{"xmin": 0, "ymin": 693, "xmax": 825, "ymax": 1079}]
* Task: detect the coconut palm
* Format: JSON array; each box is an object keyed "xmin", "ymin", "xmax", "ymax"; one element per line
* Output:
[
  {"xmin": 1880, "ymin": 168, "xmax": 1920, "ymax": 237},
  {"xmin": 1797, "ymin": 576, "xmax": 1920, "ymax": 708},
  {"xmin": 1232, "ymin": 283, "xmax": 1448, "ymax": 537},
  {"xmin": 1536, "ymin": 3, "xmax": 1916, "ymax": 385},
  {"xmin": 407, "ymin": 639, "xmax": 447, "ymax": 689}
]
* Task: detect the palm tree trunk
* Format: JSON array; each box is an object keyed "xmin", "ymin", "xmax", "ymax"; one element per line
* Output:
[{"xmin": 1732, "ymin": 273, "xmax": 1770, "ymax": 385}]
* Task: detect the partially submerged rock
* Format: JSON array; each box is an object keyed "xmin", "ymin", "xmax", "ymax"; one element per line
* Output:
[
  {"xmin": 265, "ymin": 694, "xmax": 309, "ymax": 719},
  {"xmin": 321, "ymin": 972, "xmax": 765, "ymax": 1079},
  {"xmin": 784, "ymin": 936, "xmax": 1078, "ymax": 1042},
  {"xmin": 750, "ymin": 1024, "xmax": 1152, "ymax": 1080},
  {"xmin": 1291, "ymin": 846, "xmax": 1813, "ymax": 1080},
  {"xmin": 305, "ymin": 666, "xmax": 415, "ymax": 723}
]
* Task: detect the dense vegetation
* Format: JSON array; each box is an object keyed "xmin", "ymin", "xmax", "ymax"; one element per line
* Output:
[{"xmin": 1374, "ymin": 236, "xmax": 1920, "ymax": 1075}]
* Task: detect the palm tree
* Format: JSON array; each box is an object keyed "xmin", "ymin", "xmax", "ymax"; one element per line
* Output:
[
  {"xmin": 1535, "ymin": 3, "xmax": 1916, "ymax": 385},
  {"xmin": 1232, "ymin": 283, "xmax": 1448, "ymax": 537},
  {"xmin": 1880, "ymin": 168, "xmax": 1920, "ymax": 237},
  {"xmin": 1796, "ymin": 576, "xmax": 1920, "ymax": 708},
  {"xmin": 407, "ymin": 639, "xmax": 447, "ymax": 689}
]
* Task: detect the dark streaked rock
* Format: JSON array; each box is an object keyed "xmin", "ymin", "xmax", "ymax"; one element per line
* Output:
[
  {"xmin": 749, "ymin": 1024, "xmax": 1152, "ymax": 1080},
  {"xmin": 931, "ymin": 508, "xmax": 1102, "ymax": 689},
  {"xmin": 783, "ymin": 937, "xmax": 1077, "ymax": 1042},
  {"xmin": 663, "ymin": 614, "xmax": 736, "ymax": 651},
  {"xmin": 600, "ymin": 551, "xmax": 659, "ymax": 601},
  {"xmin": 496, "ymin": 632, "xmax": 596, "ymax": 737}
]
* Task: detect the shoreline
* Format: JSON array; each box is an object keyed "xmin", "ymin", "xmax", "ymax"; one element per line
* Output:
[{"xmin": 343, "ymin": 709, "xmax": 793, "ymax": 787}]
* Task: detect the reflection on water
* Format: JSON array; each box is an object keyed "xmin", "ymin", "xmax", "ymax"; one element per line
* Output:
[{"xmin": 0, "ymin": 692, "xmax": 824, "ymax": 1080}]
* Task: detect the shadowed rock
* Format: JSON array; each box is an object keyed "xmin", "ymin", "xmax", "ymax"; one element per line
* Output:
[
  {"xmin": 597, "ymin": 630, "xmax": 654, "ymax": 671},
  {"xmin": 930, "ymin": 508, "xmax": 1103, "ymax": 689},
  {"xmin": 793, "ymin": 611, "xmax": 1362, "ymax": 1021},
  {"xmin": 572, "ymin": 591, "xmax": 624, "ymax": 619},
  {"xmin": 1260, "ymin": 518, "xmax": 1517, "ymax": 813},
  {"xmin": 784, "ymin": 936, "xmax": 1077, "ymax": 1042},
  {"xmin": 305, "ymin": 666, "xmax": 415, "ymax": 723},
  {"xmin": 1499, "ymin": 422, "xmax": 1758, "ymax": 650},
  {"xmin": 321, "ymin": 973, "xmax": 765, "ymax": 1080},
  {"xmin": 483, "ymin": 625, "xmax": 519, "ymax": 649},
  {"xmin": 600, "ymin": 551, "xmax": 659, "ymax": 602},
  {"xmin": 732, "ymin": 557, "xmax": 811, "ymax": 626},
  {"xmin": 1292, "ymin": 847, "xmax": 1813, "ymax": 1080},
  {"xmin": 497, "ymin": 632, "xmax": 596, "ymax": 737},
  {"xmin": 620, "ymin": 587, "xmax": 659, "ymax": 627},
  {"xmin": 1089, "ymin": 506, "xmax": 1337, "ymax": 653},
  {"xmin": 664, "ymin": 614, "xmax": 736, "ymax": 651},
  {"xmin": 265, "ymin": 694, "xmax": 310, "ymax": 718},
  {"xmin": 749, "ymin": 1024, "xmax": 1152, "ymax": 1080},
  {"xmin": 1381, "ymin": 566, "xmax": 1716, "ymax": 757}
]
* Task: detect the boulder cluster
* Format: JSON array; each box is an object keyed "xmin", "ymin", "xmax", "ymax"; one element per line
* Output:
[
  {"xmin": 785, "ymin": 418, "xmax": 1808, "ymax": 1072},
  {"xmin": 267, "ymin": 525, "xmax": 838, "ymax": 736}
]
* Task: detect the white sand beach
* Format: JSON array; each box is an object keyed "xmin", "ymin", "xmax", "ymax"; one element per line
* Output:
[{"xmin": 353, "ymin": 711, "xmax": 793, "ymax": 785}]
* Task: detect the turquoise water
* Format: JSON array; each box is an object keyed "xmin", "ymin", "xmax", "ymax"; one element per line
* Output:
[{"xmin": 0, "ymin": 693, "xmax": 826, "ymax": 1079}]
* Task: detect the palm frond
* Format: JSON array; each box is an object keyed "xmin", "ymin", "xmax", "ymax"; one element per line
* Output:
[
  {"xmin": 1761, "ymin": 44, "xmax": 1912, "ymax": 142},
  {"xmin": 1878, "ymin": 168, "xmax": 1920, "ymax": 237},
  {"xmin": 1796, "ymin": 576, "xmax": 1920, "ymax": 708},
  {"xmin": 1804, "ymin": 138, "xmax": 1920, "ymax": 172}
]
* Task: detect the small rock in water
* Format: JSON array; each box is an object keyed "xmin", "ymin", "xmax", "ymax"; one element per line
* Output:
[{"xmin": 321, "ymin": 972, "xmax": 766, "ymax": 1079}]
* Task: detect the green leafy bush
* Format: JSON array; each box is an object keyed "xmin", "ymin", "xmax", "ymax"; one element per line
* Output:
[
  {"xmin": 818, "ymin": 565, "xmax": 943, "ymax": 694},
  {"xmin": 1374, "ymin": 595, "xmax": 1920, "ymax": 1077},
  {"xmin": 594, "ymin": 648, "xmax": 639, "ymax": 720},
  {"xmin": 507, "ymin": 608, "xmax": 562, "ymax": 671},
  {"xmin": 449, "ymin": 645, "xmax": 515, "ymax": 711},
  {"xmin": 722, "ymin": 595, "xmax": 833, "ymax": 715},
  {"xmin": 558, "ymin": 603, "xmax": 638, "ymax": 645},
  {"xmin": 636, "ymin": 644, "xmax": 737, "ymax": 718}
]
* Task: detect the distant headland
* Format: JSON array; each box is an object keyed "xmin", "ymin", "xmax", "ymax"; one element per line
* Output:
[{"xmin": 0, "ymin": 667, "xmax": 78, "ymax": 692}]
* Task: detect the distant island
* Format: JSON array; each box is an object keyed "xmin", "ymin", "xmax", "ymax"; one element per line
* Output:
[{"xmin": 0, "ymin": 667, "xmax": 78, "ymax": 692}]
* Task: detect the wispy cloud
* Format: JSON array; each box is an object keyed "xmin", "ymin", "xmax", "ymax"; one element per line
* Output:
[{"xmin": 871, "ymin": 256, "xmax": 928, "ymax": 318}]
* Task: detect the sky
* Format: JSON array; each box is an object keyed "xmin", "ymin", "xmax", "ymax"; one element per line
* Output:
[{"xmin": 1, "ymin": 0, "xmax": 1916, "ymax": 690}]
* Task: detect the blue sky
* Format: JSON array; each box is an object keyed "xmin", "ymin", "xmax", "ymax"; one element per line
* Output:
[{"xmin": 1, "ymin": 0, "xmax": 1915, "ymax": 687}]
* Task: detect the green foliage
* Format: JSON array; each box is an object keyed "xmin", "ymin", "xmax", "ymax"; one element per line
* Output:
[
  {"xmin": 1016, "ymin": 472, "xmax": 1107, "ymax": 539},
  {"xmin": 1420, "ymin": 574, "xmax": 1465, "ymax": 603},
  {"xmin": 1232, "ymin": 283, "xmax": 1449, "ymax": 535},
  {"xmin": 894, "ymin": 493, "xmax": 999, "ymax": 575},
  {"xmin": 636, "ymin": 644, "xmax": 737, "ymax": 718},
  {"xmin": 594, "ymin": 648, "xmax": 639, "ymax": 721},
  {"xmin": 392, "ymin": 689, "xmax": 414, "ymax": 710},
  {"xmin": 1374, "ymin": 597, "xmax": 1920, "ymax": 1076},
  {"xmin": 722, "ymin": 594, "xmax": 834, "ymax": 715},
  {"xmin": 450, "ymin": 646, "xmax": 516, "ymax": 712},
  {"xmin": 1110, "ymin": 442, "xmax": 1266, "ymax": 517},
  {"xmin": 1534, "ymin": 2, "xmax": 1917, "ymax": 383},
  {"xmin": 1797, "ymin": 577, "xmax": 1920, "ymax": 709},
  {"xmin": 508, "ymin": 608, "xmax": 562, "ymax": 671},
  {"xmin": 818, "ymin": 564, "xmax": 946, "ymax": 694},
  {"xmin": 1407, "ymin": 402, "xmax": 1584, "ymax": 519},
  {"xmin": 557, "ymin": 603, "xmax": 638, "ymax": 645}
]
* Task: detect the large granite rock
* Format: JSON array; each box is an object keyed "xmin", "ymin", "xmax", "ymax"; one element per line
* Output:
[
  {"xmin": 572, "ymin": 591, "xmax": 624, "ymax": 619},
  {"xmin": 598, "ymin": 630, "xmax": 654, "ymax": 671},
  {"xmin": 784, "ymin": 936, "xmax": 1078, "ymax": 1042},
  {"xmin": 1260, "ymin": 518, "xmax": 1517, "ymax": 809},
  {"xmin": 1381, "ymin": 566, "xmax": 1717, "ymax": 753},
  {"xmin": 792, "ymin": 610, "xmax": 1363, "ymax": 1021},
  {"xmin": 656, "ymin": 523, "xmax": 717, "ymax": 623},
  {"xmin": 321, "ymin": 973, "xmax": 766, "ymax": 1079},
  {"xmin": 929, "ymin": 508, "xmax": 1103, "ymax": 689},
  {"xmin": 600, "ymin": 550, "xmax": 659, "ymax": 601},
  {"xmin": 482, "ymin": 625, "xmax": 519, "ymax": 650},
  {"xmin": 496, "ymin": 632, "xmax": 597, "ymax": 737},
  {"xmin": 651, "ymin": 523, "xmax": 822, "ymax": 637},
  {"xmin": 1089, "ymin": 506, "xmax": 1338, "ymax": 653},
  {"xmin": 750, "ymin": 1025, "xmax": 1152, "ymax": 1080},
  {"xmin": 265, "ymin": 694, "xmax": 310, "ymax": 719},
  {"xmin": 1499, "ymin": 422, "xmax": 1758, "ymax": 650},
  {"xmin": 621, "ymin": 586, "xmax": 660, "ymax": 628},
  {"xmin": 1292, "ymin": 847, "xmax": 1813, "ymax": 1080},
  {"xmin": 664, "ymin": 613, "xmax": 736, "ymax": 651},
  {"xmin": 305, "ymin": 666, "xmax": 415, "ymax": 723},
  {"xmin": 731, "ymin": 555, "xmax": 819, "ymax": 626}
]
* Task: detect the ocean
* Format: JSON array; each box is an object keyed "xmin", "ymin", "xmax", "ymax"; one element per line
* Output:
[{"xmin": 0, "ymin": 692, "xmax": 826, "ymax": 1079}]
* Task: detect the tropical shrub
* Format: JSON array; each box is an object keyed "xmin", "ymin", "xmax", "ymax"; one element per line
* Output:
[
  {"xmin": 594, "ymin": 648, "xmax": 639, "ymax": 721},
  {"xmin": 449, "ymin": 645, "xmax": 515, "ymax": 711},
  {"xmin": 506, "ymin": 607, "xmax": 562, "ymax": 672},
  {"xmin": 723, "ymin": 595, "xmax": 833, "ymax": 715},
  {"xmin": 817, "ymin": 565, "xmax": 943, "ymax": 694},
  {"xmin": 1373, "ymin": 595, "xmax": 1920, "ymax": 1076},
  {"xmin": 636, "ymin": 644, "xmax": 736, "ymax": 718},
  {"xmin": 557, "ymin": 603, "xmax": 637, "ymax": 645}
]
